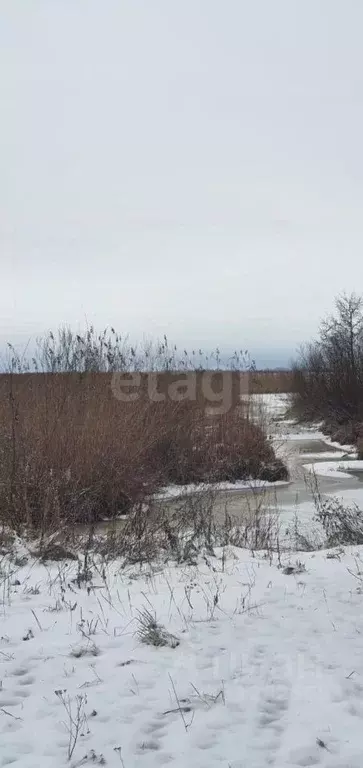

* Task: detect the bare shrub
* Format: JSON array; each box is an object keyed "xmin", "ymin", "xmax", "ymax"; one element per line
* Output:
[
  {"xmin": 55, "ymin": 689, "xmax": 88, "ymax": 761},
  {"xmin": 0, "ymin": 528, "xmax": 15, "ymax": 557},
  {"xmin": 316, "ymin": 496, "xmax": 363, "ymax": 547},
  {"xmin": 95, "ymin": 486, "xmax": 218, "ymax": 566},
  {"xmin": 224, "ymin": 501, "xmax": 280, "ymax": 552},
  {"xmin": 286, "ymin": 511, "xmax": 321, "ymax": 552},
  {"xmin": 308, "ymin": 469, "xmax": 363, "ymax": 547},
  {"xmin": 292, "ymin": 293, "xmax": 363, "ymax": 438}
]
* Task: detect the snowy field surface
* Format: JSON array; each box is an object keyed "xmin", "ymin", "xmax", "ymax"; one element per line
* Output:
[{"xmin": 2, "ymin": 547, "xmax": 363, "ymax": 767}]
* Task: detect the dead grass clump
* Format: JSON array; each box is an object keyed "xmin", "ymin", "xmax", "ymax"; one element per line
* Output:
[
  {"xmin": 135, "ymin": 608, "xmax": 180, "ymax": 648},
  {"xmin": 70, "ymin": 642, "xmax": 100, "ymax": 658}
]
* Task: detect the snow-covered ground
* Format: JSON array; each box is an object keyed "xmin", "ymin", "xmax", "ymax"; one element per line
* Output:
[
  {"xmin": 303, "ymin": 461, "xmax": 363, "ymax": 480},
  {"xmin": 3, "ymin": 393, "xmax": 363, "ymax": 767},
  {"xmin": 2, "ymin": 546, "xmax": 363, "ymax": 767}
]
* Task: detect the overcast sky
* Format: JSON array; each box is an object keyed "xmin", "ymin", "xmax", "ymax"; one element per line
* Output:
[{"xmin": 1, "ymin": 1, "xmax": 363, "ymax": 366}]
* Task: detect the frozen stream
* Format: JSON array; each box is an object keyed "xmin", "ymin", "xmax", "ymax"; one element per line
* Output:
[{"xmin": 158, "ymin": 394, "xmax": 363, "ymax": 529}]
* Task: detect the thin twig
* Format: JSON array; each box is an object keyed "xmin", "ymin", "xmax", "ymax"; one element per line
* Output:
[
  {"xmin": 0, "ymin": 707, "xmax": 23, "ymax": 721},
  {"xmin": 169, "ymin": 673, "xmax": 191, "ymax": 732},
  {"xmin": 31, "ymin": 608, "xmax": 43, "ymax": 631}
]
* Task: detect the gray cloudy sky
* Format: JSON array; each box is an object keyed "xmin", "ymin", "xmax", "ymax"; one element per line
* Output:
[{"xmin": 1, "ymin": 1, "xmax": 363, "ymax": 366}]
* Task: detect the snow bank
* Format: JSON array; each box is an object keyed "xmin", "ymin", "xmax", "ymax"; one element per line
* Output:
[
  {"xmin": 303, "ymin": 460, "xmax": 363, "ymax": 480},
  {"xmin": 2, "ymin": 546, "xmax": 363, "ymax": 766},
  {"xmin": 297, "ymin": 451, "xmax": 348, "ymax": 460},
  {"xmin": 153, "ymin": 479, "xmax": 290, "ymax": 501}
]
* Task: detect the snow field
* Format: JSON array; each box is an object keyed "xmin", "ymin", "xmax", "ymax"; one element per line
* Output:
[{"xmin": 2, "ymin": 546, "xmax": 363, "ymax": 767}]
